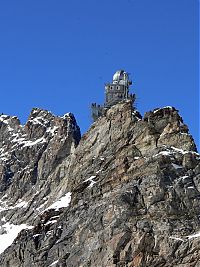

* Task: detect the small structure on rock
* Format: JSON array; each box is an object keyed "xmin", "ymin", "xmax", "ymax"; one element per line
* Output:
[{"xmin": 91, "ymin": 70, "xmax": 135, "ymax": 121}]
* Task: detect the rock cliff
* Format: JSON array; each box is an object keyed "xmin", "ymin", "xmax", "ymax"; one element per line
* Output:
[{"xmin": 0, "ymin": 101, "xmax": 199, "ymax": 267}]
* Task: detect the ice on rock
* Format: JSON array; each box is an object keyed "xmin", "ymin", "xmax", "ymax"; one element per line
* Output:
[
  {"xmin": 0, "ymin": 223, "xmax": 33, "ymax": 254},
  {"xmin": 85, "ymin": 176, "xmax": 97, "ymax": 188},
  {"xmin": 46, "ymin": 192, "xmax": 71, "ymax": 211}
]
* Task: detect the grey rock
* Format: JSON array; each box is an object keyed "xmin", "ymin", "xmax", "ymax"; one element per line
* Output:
[{"xmin": 0, "ymin": 101, "xmax": 199, "ymax": 267}]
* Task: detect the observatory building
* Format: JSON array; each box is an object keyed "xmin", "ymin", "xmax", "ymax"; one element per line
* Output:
[{"xmin": 91, "ymin": 70, "xmax": 135, "ymax": 121}]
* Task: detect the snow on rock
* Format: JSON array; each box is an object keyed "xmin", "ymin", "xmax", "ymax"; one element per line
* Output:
[
  {"xmin": 169, "ymin": 232, "xmax": 200, "ymax": 241},
  {"xmin": 171, "ymin": 146, "xmax": 200, "ymax": 156},
  {"xmin": 153, "ymin": 146, "xmax": 200, "ymax": 159},
  {"xmin": 46, "ymin": 126, "xmax": 58, "ymax": 135},
  {"xmin": 85, "ymin": 176, "xmax": 97, "ymax": 188},
  {"xmin": 46, "ymin": 192, "xmax": 71, "ymax": 211},
  {"xmin": 153, "ymin": 150, "xmax": 172, "ymax": 157},
  {"xmin": 153, "ymin": 106, "xmax": 173, "ymax": 114},
  {"xmin": 0, "ymin": 116, "xmax": 9, "ymax": 123},
  {"xmin": 169, "ymin": 236, "xmax": 184, "ymax": 242},
  {"xmin": 23, "ymin": 137, "xmax": 46, "ymax": 147},
  {"xmin": 0, "ymin": 198, "xmax": 8, "ymax": 212},
  {"xmin": 28, "ymin": 116, "xmax": 49, "ymax": 127},
  {"xmin": 0, "ymin": 197, "xmax": 29, "ymax": 212},
  {"xmin": 15, "ymin": 200, "xmax": 29, "ymax": 209},
  {"xmin": 32, "ymin": 234, "xmax": 42, "ymax": 238},
  {"xmin": 0, "ymin": 223, "xmax": 33, "ymax": 254},
  {"xmin": 62, "ymin": 113, "xmax": 71, "ymax": 119},
  {"xmin": 1, "ymin": 217, "xmax": 6, "ymax": 222},
  {"xmin": 171, "ymin": 163, "xmax": 183, "ymax": 169},
  {"xmin": 49, "ymin": 260, "xmax": 59, "ymax": 267},
  {"xmin": 0, "ymin": 148, "xmax": 9, "ymax": 162},
  {"xmin": 187, "ymin": 232, "xmax": 200, "ymax": 239},
  {"xmin": 44, "ymin": 220, "xmax": 58, "ymax": 226},
  {"xmin": 177, "ymin": 175, "xmax": 189, "ymax": 181}
]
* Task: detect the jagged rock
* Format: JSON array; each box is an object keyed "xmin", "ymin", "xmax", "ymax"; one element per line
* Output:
[{"xmin": 0, "ymin": 101, "xmax": 199, "ymax": 267}]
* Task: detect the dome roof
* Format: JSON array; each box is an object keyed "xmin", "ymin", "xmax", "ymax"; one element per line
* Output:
[{"xmin": 113, "ymin": 70, "xmax": 125, "ymax": 81}]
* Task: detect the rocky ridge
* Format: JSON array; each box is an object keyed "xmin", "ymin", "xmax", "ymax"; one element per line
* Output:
[
  {"xmin": 0, "ymin": 108, "xmax": 80, "ymax": 223},
  {"xmin": 0, "ymin": 101, "xmax": 200, "ymax": 267}
]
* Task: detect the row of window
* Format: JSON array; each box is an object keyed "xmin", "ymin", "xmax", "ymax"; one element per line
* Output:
[{"xmin": 109, "ymin": 86, "xmax": 123, "ymax": 90}]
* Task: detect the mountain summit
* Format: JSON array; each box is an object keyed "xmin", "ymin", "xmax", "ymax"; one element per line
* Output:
[{"xmin": 0, "ymin": 101, "xmax": 199, "ymax": 267}]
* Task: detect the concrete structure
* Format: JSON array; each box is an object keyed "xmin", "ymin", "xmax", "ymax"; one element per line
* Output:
[{"xmin": 91, "ymin": 70, "xmax": 135, "ymax": 121}]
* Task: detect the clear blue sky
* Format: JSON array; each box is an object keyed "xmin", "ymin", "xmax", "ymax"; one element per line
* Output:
[{"xmin": 0, "ymin": 1, "xmax": 199, "ymax": 149}]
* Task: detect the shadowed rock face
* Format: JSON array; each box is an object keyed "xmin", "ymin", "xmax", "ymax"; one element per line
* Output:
[{"xmin": 0, "ymin": 101, "xmax": 199, "ymax": 267}]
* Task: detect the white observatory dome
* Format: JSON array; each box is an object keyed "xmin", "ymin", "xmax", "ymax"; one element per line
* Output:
[{"xmin": 113, "ymin": 70, "xmax": 125, "ymax": 82}]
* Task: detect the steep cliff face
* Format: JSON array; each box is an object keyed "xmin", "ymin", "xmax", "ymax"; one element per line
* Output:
[
  {"xmin": 0, "ymin": 101, "xmax": 199, "ymax": 267},
  {"xmin": 0, "ymin": 109, "xmax": 81, "ymax": 231}
]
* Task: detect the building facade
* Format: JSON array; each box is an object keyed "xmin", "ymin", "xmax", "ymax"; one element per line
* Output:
[{"xmin": 91, "ymin": 70, "xmax": 135, "ymax": 121}]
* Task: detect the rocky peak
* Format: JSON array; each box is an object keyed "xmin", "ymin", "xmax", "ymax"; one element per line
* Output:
[
  {"xmin": 143, "ymin": 106, "xmax": 196, "ymax": 151},
  {"xmin": 0, "ymin": 101, "xmax": 199, "ymax": 267},
  {"xmin": 0, "ymin": 108, "xmax": 81, "ymax": 193}
]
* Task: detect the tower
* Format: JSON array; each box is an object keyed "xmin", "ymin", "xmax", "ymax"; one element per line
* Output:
[
  {"xmin": 105, "ymin": 70, "xmax": 133, "ymax": 108},
  {"xmin": 91, "ymin": 70, "xmax": 135, "ymax": 122}
]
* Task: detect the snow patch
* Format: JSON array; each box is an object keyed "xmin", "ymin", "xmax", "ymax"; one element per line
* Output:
[
  {"xmin": 49, "ymin": 260, "xmax": 59, "ymax": 267},
  {"xmin": 180, "ymin": 133, "xmax": 189, "ymax": 136},
  {"xmin": 177, "ymin": 175, "xmax": 189, "ymax": 181},
  {"xmin": 153, "ymin": 150, "xmax": 172, "ymax": 158},
  {"xmin": 187, "ymin": 232, "xmax": 200, "ymax": 239},
  {"xmin": 62, "ymin": 113, "xmax": 71, "ymax": 119},
  {"xmin": 153, "ymin": 146, "xmax": 200, "ymax": 159},
  {"xmin": 171, "ymin": 163, "xmax": 183, "ymax": 169},
  {"xmin": 23, "ymin": 137, "xmax": 46, "ymax": 147},
  {"xmin": 85, "ymin": 176, "xmax": 97, "ymax": 188},
  {"xmin": 46, "ymin": 192, "xmax": 71, "ymax": 211},
  {"xmin": 46, "ymin": 126, "xmax": 58, "ymax": 135},
  {"xmin": 1, "ymin": 217, "xmax": 6, "ymax": 222},
  {"xmin": 28, "ymin": 117, "xmax": 49, "ymax": 127},
  {"xmin": 33, "ymin": 234, "xmax": 41, "ymax": 238},
  {"xmin": 0, "ymin": 197, "xmax": 29, "ymax": 211},
  {"xmin": 0, "ymin": 116, "xmax": 9, "ymax": 124},
  {"xmin": 15, "ymin": 200, "xmax": 29, "ymax": 209},
  {"xmin": 153, "ymin": 106, "xmax": 173, "ymax": 114},
  {"xmin": 0, "ymin": 198, "xmax": 9, "ymax": 212},
  {"xmin": 0, "ymin": 223, "xmax": 33, "ymax": 254},
  {"xmin": 44, "ymin": 220, "xmax": 57, "ymax": 226},
  {"xmin": 169, "ymin": 236, "xmax": 184, "ymax": 242}
]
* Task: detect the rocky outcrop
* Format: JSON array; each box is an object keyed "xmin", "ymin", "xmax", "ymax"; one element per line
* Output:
[
  {"xmin": 0, "ymin": 101, "xmax": 199, "ymax": 267},
  {"xmin": 0, "ymin": 108, "xmax": 80, "ymax": 224}
]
